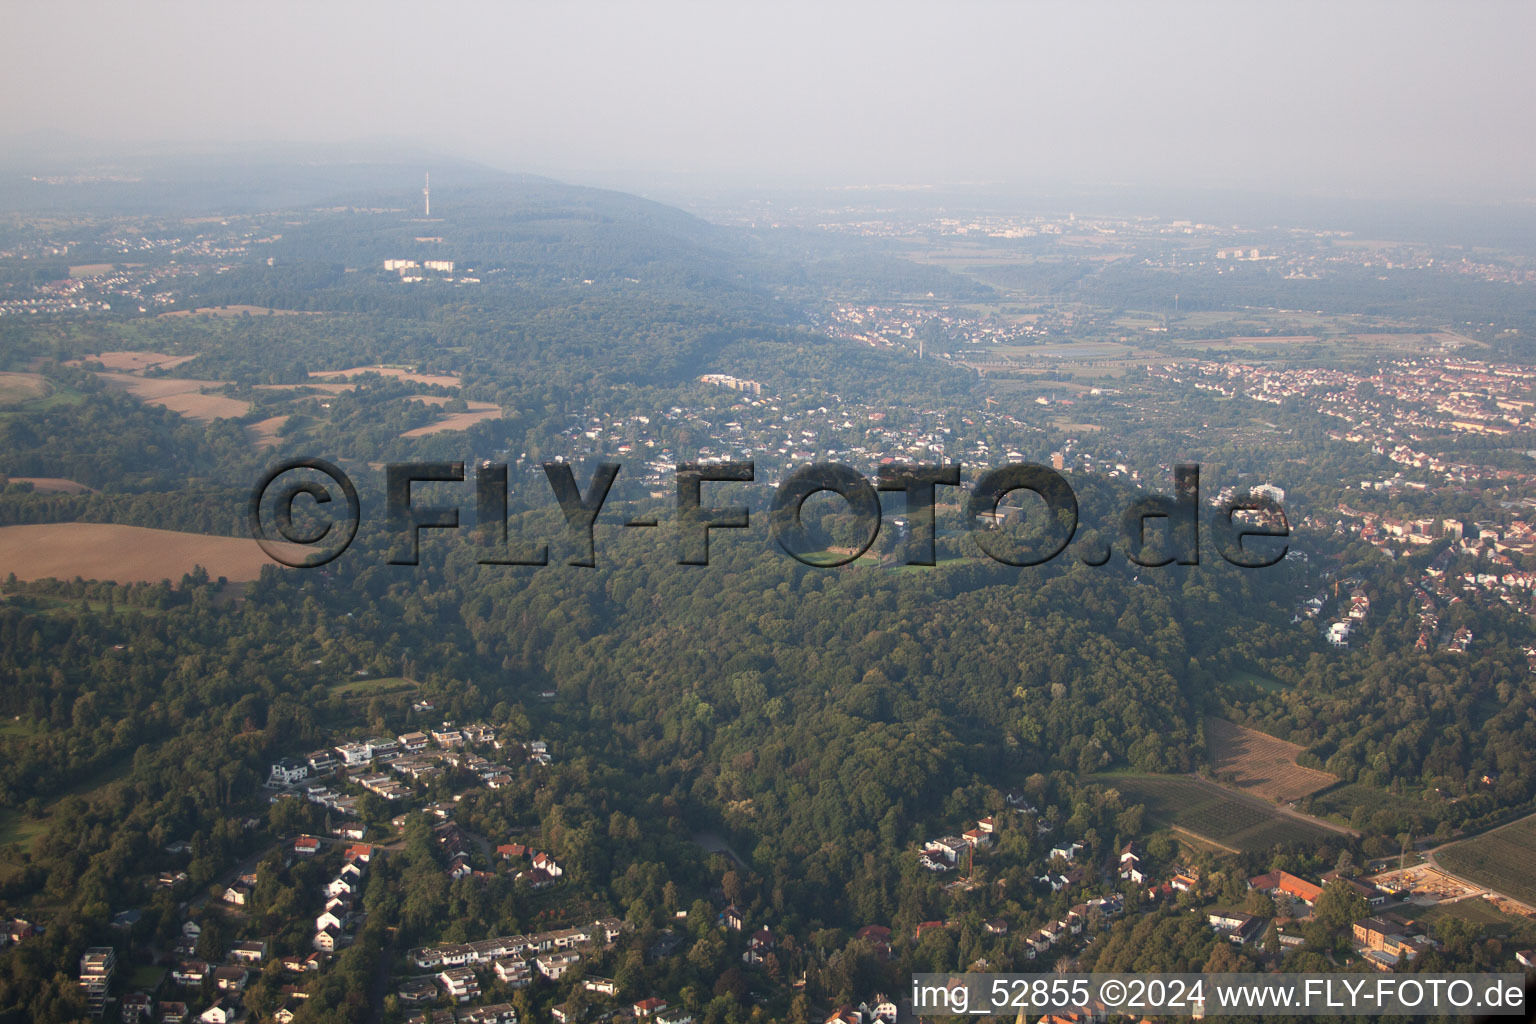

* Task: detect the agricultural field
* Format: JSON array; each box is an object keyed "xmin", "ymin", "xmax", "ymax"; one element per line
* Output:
[
  {"xmin": 1207, "ymin": 717, "xmax": 1337, "ymax": 804},
  {"xmin": 311, "ymin": 365, "xmax": 461, "ymax": 387},
  {"xmin": 93, "ymin": 370, "xmax": 250, "ymax": 421},
  {"xmin": 246, "ymin": 414, "xmax": 291, "ymax": 449},
  {"xmin": 1308, "ymin": 782, "xmax": 1427, "ymax": 826},
  {"xmin": 1098, "ymin": 773, "xmax": 1339, "ymax": 854},
  {"xmin": 1414, "ymin": 897, "xmax": 1536, "ymax": 942},
  {"xmin": 1436, "ymin": 814, "xmax": 1536, "ymax": 908},
  {"xmin": 67, "ymin": 350, "xmax": 200, "ymax": 372},
  {"xmin": 158, "ymin": 305, "xmax": 319, "ymax": 317},
  {"xmin": 0, "ymin": 371, "xmax": 49, "ymax": 406},
  {"xmin": 2, "ymin": 477, "xmax": 94, "ymax": 494},
  {"xmin": 66, "ymin": 263, "xmax": 118, "ymax": 277},
  {"xmin": 399, "ymin": 399, "xmax": 502, "ymax": 436},
  {"xmin": 0, "ymin": 523, "xmax": 307, "ymax": 585}
]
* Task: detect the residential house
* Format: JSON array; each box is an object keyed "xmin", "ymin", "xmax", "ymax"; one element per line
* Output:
[
  {"xmin": 198, "ymin": 1001, "xmax": 242, "ymax": 1024},
  {"xmin": 334, "ymin": 741, "xmax": 372, "ymax": 765},
  {"xmin": 267, "ymin": 758, "xmax": 309, "ymax": 787},
  {"xmin": 437, "ymin": 966, "xmax": 480, "ymax": 1002},
  {"xmin": 536, "ymin": 951, "xmax": 581, "ymax": 979},
  {"xmin": 1049, "ymin": 842, "xmax": 1084, "ymax": 863},
  {"xmin": 313, "ymin": 926, "xmax": 341, "ymax": 953},
  {"xmin": 855, "ymin": 925, "xmax": 892, "ymax": 959},
  {"xmin": 212, "ymin": 965, "xmax": 248, "ymax": 991},
  {"xmin": 492, "ymin": 957, "xmax": 532, "ymax": 988},
  {"xmin": 1248, "ymin": 870, "xmax": 1323, "ymax": 907},
  {"xmin": 170, "ymin": 960, "xmax": 207, "ymax": 986},
  {"xmin": 228, "ymin": 940, "xmax": 266, "ymax": 964}
]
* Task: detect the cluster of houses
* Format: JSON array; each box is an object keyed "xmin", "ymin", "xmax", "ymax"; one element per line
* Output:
[
  {"xmin": 494, "ymin": 842, "xmax": 563, "ymax": 890},
  {"xmin": 405, "ymin": 997, "xmax": 692, "ymax": 1024},
  {"xmin": 399, "ymin": 918, "xmax": 627, "ymax": 1013},
  {"xmin": 1199, "ymin": 868, "xmax": 1434, "ymax": 970},
  {"xmin": 917, "ymin": 817, "xmax": 994, "ymax": 872},
  {"xmin": 403, "ymin": 1004, "xmax": 519, "ymax": 1024},
  {"xmin": 408, "ymin": 919, "xmax": 624, "ymax": 973},
  {"xmin": 1312, "ymin": 583, "xmax": 1370, "ymax": 648},
  {"xmin": 309, "ymin": 841, "xmax": 372, "ymax": 955},
  {"xmin": 1024, "ymin": 896, "xmax": 1124, "ymax": 960},
  {"xmin": 266, "ymin": 726, "xmax": 551, "ymax": 815},
  {"xmin": 110, "ymin": 922, "xmax": 282, "ymax": 1024},
  {"xmin": 822, "ymin": 993, "xmax": 898, "ymax": 1024},
  {"xmin": 1036, "ymin": 841, "xmax": 1087, "ymax": 892}
]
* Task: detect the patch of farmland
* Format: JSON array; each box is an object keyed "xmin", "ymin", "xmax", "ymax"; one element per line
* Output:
[
  {"xmin": 1436, "ymin": 814, "xmax": 1536, "ymax": 908},
  {"xmin": 1100, "ymin": 773, "xmax": 1337, "ymax": 854},
  {"xmin": 399, "ymin": 400, "xmax": 502, "ymax": 436},
  {"xmin": 93, "ymin": 371, "xmax": 250, "ymax": 422},
  {"xmin": 67, "ymin": 351, "xmax": 200, "ymax": 372},
  {"xmin": 0, "ymin": 523, "xmax": 306, "ymax": 585},
  {"xmin": 311, "ymin": 365, "xmax": 461, "ymax": 388},
  {"xmin": 1207, "ymin": 717, "xmax": 1337, "ymax": 803},
  {"xmin": 0, "ymin": 372, "xmax": 50, "ymax": 405}
]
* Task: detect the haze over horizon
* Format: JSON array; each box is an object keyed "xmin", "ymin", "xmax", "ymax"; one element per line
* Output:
[{"xmin": 4, "ymin": 1, "xmax": 1534, "ymax": 203}]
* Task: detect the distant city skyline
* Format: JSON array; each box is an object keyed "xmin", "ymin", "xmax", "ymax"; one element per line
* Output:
[{"xmin": 3, "ymin": 1, "xmax": 1534, "ymax": 202}]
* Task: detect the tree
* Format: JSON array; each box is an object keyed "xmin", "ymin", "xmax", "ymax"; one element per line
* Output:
[{"xmin": 1313, "ymin": 880, "xmax": 1368, "ymax": 931}]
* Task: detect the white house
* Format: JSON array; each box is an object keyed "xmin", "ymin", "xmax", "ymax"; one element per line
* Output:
[{"xmin": 266, "ymin": 759, "xmax": 309, "ymax": 787}]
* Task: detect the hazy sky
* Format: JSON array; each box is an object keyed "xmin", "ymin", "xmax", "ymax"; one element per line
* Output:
[{"xmin": 5, "ymin": 1, "xmax": 1534, "ymax": 200}]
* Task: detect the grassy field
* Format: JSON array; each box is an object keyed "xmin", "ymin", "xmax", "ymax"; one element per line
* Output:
[
  {"xmin": 0, "ymin": 810, "xmax": 49, "ymax": 847},
  {"xmin": 1436, "ymin": 815, "xmax": 1536, "ymax": 906},
  {"xmin": 1207, "ymin": 717, "xmax": 1337, "ymax": 803},
  {"xmin": 0, "ymin": 755, "xmax": 136, "ymax": 846},
  {"xmin": 0, "ymin": 523, "xmax": 308, "ymax": 585},
  {"xmin": 328, "ymin": 676, "xmax": 420, "ymax": 699},
  {"xmin": 1096, "ymin": 773, "xmax": 1338, "ymax": 853},
  {"xmin": 128, "ymin": 966, "xmax": 166, "ymax": 989},
  {"xmin": 0, "ymin": 717, "xmax": 44, "ymax": 738},
  {"xmin": 1228, "ymin": 669, "xmax": 1288, "ymax": 694}
]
